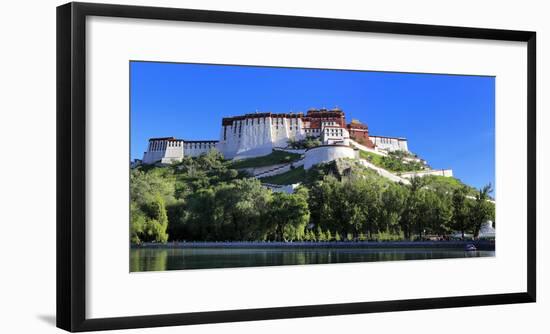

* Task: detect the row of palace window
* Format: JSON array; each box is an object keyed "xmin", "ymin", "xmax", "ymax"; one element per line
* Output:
[
  {"xmin": 226, "ymin": 122, "xmax": 300, "ymax": 134},
  {"xmin": 324, "ymin": 128, "xmax": 344, "ymax": 136},
  {"xmin": 376, "ymin": 137, "xmax": 396, "ymax": 144},
  {"xmin": 185, "ymin": 142, "xmax": 216, "ymax": 149},
  {"xmin": 150, "ymin": 141, "xmax": 175, "ymax": 151},
  {"xmin": 150, "ymin": 141, "xmax": 215, "ymax": 151},
  {"xmin": 226, "ymin": 117, "xmax": 302, "ymax": 127}
]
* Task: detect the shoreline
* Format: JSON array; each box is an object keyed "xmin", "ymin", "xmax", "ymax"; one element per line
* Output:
[{"xmin": 131, "ymin": 240, "xmax": 495, "ymax": 251}]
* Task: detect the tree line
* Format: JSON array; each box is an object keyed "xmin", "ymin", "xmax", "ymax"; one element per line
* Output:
[{"xmin": 130, "ymin": 151, "xmax": 494, "ymax": 244}]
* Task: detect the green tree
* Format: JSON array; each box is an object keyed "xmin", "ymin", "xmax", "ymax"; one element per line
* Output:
[
  {"xmin": 130, "ymin": 168, "xmax": 175, "ymax": 206},
  {"xmin": 213, "ymin": 178, "xmax": 273, "ymax": 241},
  {"xmin": 380, "ymin": 182, "xmax": 407, "ymax": 236},
  {"xmin": 129, "ymin": 167, "xmax": 172, "ymax": 243},
  {"xmin": 308, "ymin": 176, "xmax": 342, "ymax": 234},
  {"xmin": 416, "ymin": 189, "xmax": 452, "ymax": 239},
  {"xmin": 401, "ymin": 177, "xmax": 425, "ymax": 240},
  {"xmin": 470, "ymin": 184, "xmax": 495, "ymax": 237},
  {"xmin": 451, "ymin": 186, "xmax": 472, "ymax": 239},
  {"xmin": 316, "ymin": 225, "xmax": 325, "ymax": 241},
  {"xmin": 130, "ymin": 202, "xmax": 146, "ymax": 244},
  {"xmin": 265, "ymin": 188, "xmax": 310, "ymax": 241},
  {"xmin": 145, "ymin": 194, "xmax": 169, "ymax": 243}
]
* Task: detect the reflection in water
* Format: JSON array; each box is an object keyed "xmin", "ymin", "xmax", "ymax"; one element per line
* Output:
[
  {"xmin": 130, "ymin": 248, "xmax": 168, "ymax": 272},
  {"xmin": 130, "ymin": 248, "xmax": 495, "ymax": 272}
]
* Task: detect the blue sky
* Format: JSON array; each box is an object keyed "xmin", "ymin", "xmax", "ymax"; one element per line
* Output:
[{"xmin": 130, "ymin": 61, "xmax": 495, "ymax": 190}]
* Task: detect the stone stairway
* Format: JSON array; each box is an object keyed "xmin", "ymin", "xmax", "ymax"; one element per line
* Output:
[
  {"xmin": 357, "ymin": 159, "xmax": 411, "ymax": 184},
  {"xmin": 255, "ymin": 158, "xmax": 306, "ymax": 178}
]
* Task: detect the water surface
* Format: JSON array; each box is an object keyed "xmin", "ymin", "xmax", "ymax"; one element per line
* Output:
[{"xmin": 130, "ymin": 247, "xmax": 494, "ymax": 272}]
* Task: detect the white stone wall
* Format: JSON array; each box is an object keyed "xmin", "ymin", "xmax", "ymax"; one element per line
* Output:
[
  {"xmin": 243, "ymin": 163, "xmax": 289, "ymax": 177},
  {"xmin": 142, "ymin": 139, "xmax": 217, "ymax": 164},
  {"xmin": 142, "ymin": 150, "xmax": 164, "ymax": 164},
  {"xmin": 370, "ymin": 136, "xmax": 408, "ymax": 152},
  {"xmin": 400, "ymin": 169, "xmax": 454, "ymax": 179},
  {"xmin": 303, "ymin": 145, "xmax": 358, "ymax": 170},
  {"xmin": 271, "ymin": 117, "xmax": 290, "ymax": 148},
  {"xmin": 358, "ymin": 159, "xmax": 410, "ymax": 184},
  {"xmin": 162, "ymin": 140, "xmax": 184, "ymax": 163},
  {"xmin": 256, "ymin": 164, "xmax": 293, "ymax": 178},
  {"xmin": 218, "ymin": 116, "xmax": 307, "ymax": 159},
  {"xmin": 183, "ymin": 141, "xmax": 217, "ymax": 157},
  {"xmin": 255, "ymin": 158, "xmax": 305, "ymax": 178},
  {"xmin": 348, "ymin": 139, "xmax": 387, "ymax": 156},
  {"xmin": 273, "ymin": 147, "xmax": 307, "ymax": 154},
  {"xmin": 143, "ymin": 139, "xmax": 179, "ymax": 164},
  {"xmin": 270, "ymin": 117, "xmax": 306, "ymax": 149},
  {"xmin": 238, "ymin": 117, "xmax": 273, "ymax": 159},
  {"xmin": 218, "ymin": 123, "xmax": 239, "ymax": 158},
  {"xmin": 262, "ymin": 183, "xmax": 301, "ymax": 194},
  {"xmin": 218, "ymin": 118, "xmax": 271, "ymax": 159}
]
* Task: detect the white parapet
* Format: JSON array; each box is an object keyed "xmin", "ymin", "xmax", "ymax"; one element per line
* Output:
[
  {"xmin": 400, "ymin": 169, "xmax": 454, "ymax": 179},
  {"xmin": 348, "ymin": 139, "xmax": 387, "ymax": 156},
  {"xmin": 303, "ymin": 145, "xmax": 357, "ymax": 170},
  {"xmin": 245, "ymin": 163, "xmax": 290, "ymax": 177},
  {"xmin": 273, "ymin": 147, "xmax": 307, "ymax": 155},
  {"xmin": 262, "ymin": 183, "xmax": 301, "ymax": 194},
  {"xmin": 358, "ymin": 159, "xmax": 410, "ymax": 184}
]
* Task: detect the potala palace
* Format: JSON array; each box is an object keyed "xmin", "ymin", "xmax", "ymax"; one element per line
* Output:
[
  {"xmin": 140, "ymin": 107, "xmax": 452, "ymax": 184},
  {"xmin": 143, "ymin": 108, "xmax": 407, "ymax": 162}
]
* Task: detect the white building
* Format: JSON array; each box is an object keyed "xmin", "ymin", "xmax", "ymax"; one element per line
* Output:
[
  {"xmin": 140, "ymin": 108, "xmax": 409, "ymax": 164},
  {"xmin": 320, "ymin": 121, "xmax": 350, "ymax": 146},
  {"xmin": 369, "ymin": 135, "xmax": 408, "ymax": 152},
  {"xmin": 141, "ymin": 137, "xmax": 217, "ymax": 165},
  {"xmin": 217, "ymin": 113, "xmax": 307, "ymax": 160}
]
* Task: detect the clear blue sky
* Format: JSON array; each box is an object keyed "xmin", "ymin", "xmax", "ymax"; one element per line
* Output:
[{"xmin": 130, "ymin": 61, "xmax": 495, "ymax": 190}]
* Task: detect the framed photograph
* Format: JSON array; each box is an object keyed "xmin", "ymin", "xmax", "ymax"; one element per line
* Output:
[{"xmin": 57, "ymin": 2, "xmax": 536, "ymax": 332}]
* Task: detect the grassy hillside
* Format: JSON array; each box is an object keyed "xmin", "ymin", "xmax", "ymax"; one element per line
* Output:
[
  {"xmin": 260, "ymin": 166, "xmax": 307, "ymax": 185},
  {"xmin": 230, "ymin": 150, "xmax": 302, "ymax": 169},
  {"xmin": 359, "ymin": 150, "xmax": 426, "ymax": 172},
  {"xmin": 260, "ymin": 159, "xmax": 388, "ymax": 186},
  {"xmin": 422, "ymin": 175, "xmax": 479, "ymax": 197}
]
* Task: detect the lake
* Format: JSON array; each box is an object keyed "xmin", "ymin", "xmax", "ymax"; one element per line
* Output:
[{"xmin": 130, "ymin": 246, "xmax": 495, "ymax": 272}]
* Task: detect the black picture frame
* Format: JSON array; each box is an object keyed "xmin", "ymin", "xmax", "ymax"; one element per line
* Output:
[{"xmin": 57, "ymin": 2, "xmax": 536, "ymax": 332}]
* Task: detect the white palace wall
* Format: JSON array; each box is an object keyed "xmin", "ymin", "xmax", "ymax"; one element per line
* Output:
[
  {"xmin": 218, "ymin": 116, "xmax": 306, "ymax": 159},
  {"xmin": 142, "ymin": 139, "xmax": 217, "ymax": 164},
  {"xmin": 184, "ymin": 141, "xmax": 217, "ymax": 157},
  {"xmin": 142, "ymin": 139, "xmax": 181, "ymax": 164},
  {"xmin": 370, "ymin": 136, "xmax": 408, "ymax": 152},
  {"xmin": 218, "ymin": 118, "xmax": 272, "ymax": 159}
]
